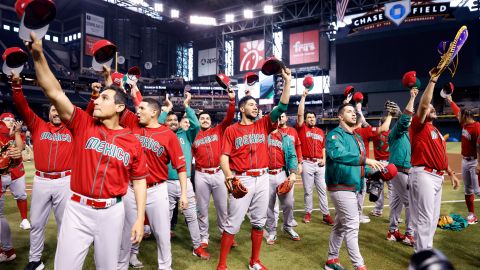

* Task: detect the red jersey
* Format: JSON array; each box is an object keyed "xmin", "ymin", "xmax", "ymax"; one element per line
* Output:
[
  {"xmin": 12, "ymin": 84, "xmax": 73, "ymax": 173},
  {"xmin": 461, "ymin": 122, "xmax": 480, "ymax": 158},
  {"xmin": 193, "ymin": 99, "xmax": 235, "ymax": 169},
  {"xmin": 268, "ymin": 131, "xmax": 285, "ymax": 170},
  {"xmin": 222, "ymin": 115, "xmax": 275, "ymax": 172},
  {"xmin": 279, "ymin": 126, "xmax": 302, "ymax": 163},
  {"xmin": 355, "ymin": 126, "xmax": 378, "ymax": 158},
  {"xmin": 296, "ymin": 123, "xmax": 325, "ymax": 159},
  {"xmin": 409, "ymin": 115, "xmax": 448, "ymax": 170},
  {"xmin": 65, "ymin": 107, "xmax": 149, "ymax": 199},
  {"xmin": 120, "ymin": 110, "xmax": 186, "ymax": 184},
  {"xmin": 373, "ymin": 131, "xmax": 390, "ymax": 161}
]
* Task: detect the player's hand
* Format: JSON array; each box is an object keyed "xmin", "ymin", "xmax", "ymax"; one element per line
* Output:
[
  {"xmin": 179, "ymin": 193, "xmax": 189, "ymax": 210},
  {"xmin": 10, "ymin": 71, "xmax": 22, "ymax": 85},
  {"xmin": 281, "ymin": 67, "xmax": 291, "ymax": 82},
  {"xmin": 225, "ymin": 175, "xmax": 234, "ymax": 191},
  {"xmin": 183, "ymin": 92, "xmax": 192, "ymax": 108},
  {"xmin": 102, "ymin": 65, "xmax": 111, "ymax": 77},
  {"xmin": 129, "ymin": 81, "xmax": 139, "ymax": 98},
  {"xmin": 165, "ymin": 94, "xmax": 173, "ymax": 112},
  {"xmin": 366, "ymin": 158, "xmax": 385, "ymax": 171},
  {"xmin": 445, "ymin": 95, "xmax": 452, "ymax": 103},
  {"xmin": 25, "ymin": 32, "xmax": 43, "ymax": 60},
  {"xmin": 130, "ymin": 219, "xmax": 144, "ymax": 245},
  {"xmin": 288, "ymin": 173, "xmax": 296, "ymax": 188},
  {"xmin": 318, "ymin": 159, "xmax": 325, "ymax": 167},
  {"xmin": 245, "ymin": 89, "xmax": 251, "ymax": 96},
  {"xmin": 355, "ymin": 102, "xmax": 362, "ymax": 112},
  {"xmin": 227, "ymin": 86, "xmax": 235, "ymax": 100},
  {"xmin": 297, "ymin": 163, "xmax": 302, "ymax": 174},
  {"xmin": 91, "ymin": 82, "xmax": 102, "ymax": 93},
  {"xmin": 343, "ymin": 94, "xmax": 352, "ymax": 104},
  {"xmin": 7, "ymin": 146, "xmax": 23, "ymax": 159},
  {"xmin": 302, "ymin": 89, "xmax": 308, "ymax": 97},
  {"xmin": 428, "ymin": 67, "xmax": 440, "ymax": 81},
  {"xmin": 13, "ymin": 121, "xmax": 23, "ymax": 134},
  {"xmin": 410, "ymin": 88, "xmax": 419, "ymax": 99},
  {"xmin": 450, "ymin": 174, "xmax": 460, "ymax": 190}
]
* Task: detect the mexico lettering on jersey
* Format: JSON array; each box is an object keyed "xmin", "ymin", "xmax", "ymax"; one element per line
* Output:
[
  {"xmin": 268, "ymin": 131, "xmax": 285, "ymax": 170},
  {"xmin": 460, "ymin": 122, "xmax": 480, "ymax": 157},
  {"xmin": 409, "ymin": 115, "xmax": 448, "ymax": 170},
  {"xmin": 12, "ymin": 84, "xmax": 73, "ymax": 172},
  {"xmin": 65, "ymin": 107, "xmax": 148, "ymax": 199},
  {"xmin": 373, "ymin": 130, "xmax": 390, "ymax": 161},
  {"xmin": 120, "ymin": 110, "xmax": 186, "ymax": 184},
  {"xmin": 194, "ymin": 134, "xmax": 219, "ymax": 148},
  {"xmin": 296, "ymin": 123, "xmax": 324, "ymax": 159},
  {"xmin": 222, "ymin": 115, "xmax": 275, "ymax": 172}
]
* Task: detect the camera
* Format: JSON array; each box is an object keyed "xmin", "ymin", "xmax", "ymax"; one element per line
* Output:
[{"xmin": 367, "ymin": 178, "xmax": 383, "ymax": 202}]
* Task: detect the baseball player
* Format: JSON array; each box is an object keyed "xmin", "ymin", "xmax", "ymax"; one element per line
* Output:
[
  {"xmin": 324, "ymin": 103, "xmax": 384, "ymax": 270},
  {"xmin": 0, "ymin": 113, "xmax": 30, "ymax": 230},
  {"xmin": 9, "ymin": 72, "xmax": 75, "ymax": 270},
  {"xmin": 117, "ymin": 89, "xmax": 188, "ymax": 270},
  {"xmin": 216, "ymin": 67, "xmax": 292, "ymax": 270},
  {"xmin": 27, "ymin": 32, "xmax": 148, "ymax": 269},
  {"xmin": 158, "ymin": 93, "xmax": 210, "ymax": 259},
  {"xmin": 408, "ymin": 68, "xmax": 459, "ymax": 252},
  {"xmin": 265, "ymin": 118, "xmax": 299, "ymax": 244},
  {"xmin": 445, "ymin": 96, "xmax": 480, "ymax": 224},
  {"xmin": 386, "ymin": 88, "xmax": 419, "ymax": 246},
  {"xmin": 192, "ymin": 88, "xmax": 235, "ymax": 248},
  {"xmin": 0, "ymin": 117, "xmax": 24, "ymax": 263},
  {"xmin": 297, "ymin": 89, "xmax": 334, "ymax": 225}
]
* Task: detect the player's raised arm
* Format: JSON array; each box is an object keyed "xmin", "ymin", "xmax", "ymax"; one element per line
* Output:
[
  {"xmin": 28, "ymin": 32, "xmax": 74, "ymax": 122},
  {"xmin": 297, "ymin": 89, "xmax": 308, "ymax": 127},
  {"xmin": 417, "ymin": 69, "xmax": 440, "ymax": 124}
]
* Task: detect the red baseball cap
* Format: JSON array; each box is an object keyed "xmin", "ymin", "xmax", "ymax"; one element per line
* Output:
[
  {"xmin": 2, "ymin": 47, "xmax": 28, "ymax": 74},
  {"xmin": 127, "ymin": 66, "xmax": 141, "ymax": 79},
  {"xmin": 379, "ymin": 164, "xmax": 398, "ymax": 181},
  {"xmin": 91, "ymin": 39, "xmax": 117, "ymax": 72},
  {"xmin": 344, "ymin": 85, "xmax": 354, "ymax": 97},
  {"xmin": 440, "ymin": 82, "xmax": 454, "ymax": 98},
  {"xmin": 303, "ymin": 75, "xmax": 314, "ymax": 91},
  {"xmin": 215, "ymin": 74, "xmax": 230, "ymax": 89},
  {"xmin": 111, "ymin": 72, "xmax": 124, "ymax": 87},
  {"xmin": 261, "ymin": 56, "xmax": 284, "ymax": 76},
  {"xmin": 15, "ymin": 0, "xmax": 56, "ymax": 42},
  {"xmin": 244, "ymin": 72, "xmax": 259, "ymax": 86},
  {"xmin": 353, "ymin": 92, "xmax": 364, "ymax": 103},
  {"xmin": 0, "ymin": 113, "xmax": 15, "ymax": 120}
]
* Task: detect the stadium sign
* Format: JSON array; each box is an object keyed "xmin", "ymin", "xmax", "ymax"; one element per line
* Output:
[
  {"xmin": 349, "ymin": 2, "xmax": 451, "ymax": 33},
  {"xmin": 289, "ymin": 30, "xmax": 319, "ymax": 65},
  {"xmin": 198, "ymin": 48, "xmax": 217, "ymax": 77}
]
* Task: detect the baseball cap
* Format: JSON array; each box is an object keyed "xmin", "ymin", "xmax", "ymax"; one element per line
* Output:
[
  {"xmin": 243, "ymin": 72, "xmax": 259, "ymax": 86},
  {"xmin": 91, "ymin": 39, "xmax": 117, "ymax": 72},
  {"xmin": 0, "ymin": 113, "xmax": 15, "ymax": 120},
  {"xmin": 111, "ymin": 72, "xmax": 125, "ymax": 87},
  {"xmin": 402, "ymin": 71, "xmax": 421, "ymax": 89},
  {"xmin": 378, "ymin": 164, "xmax": 398, "ymax": 181},
  {"xmin": 215, "ymin": 74, "xmax": 230, "ymax": 89},
  {"xmin": 261, "ymin": 56, "xmax": 285, "ymax": 76},
  {"xmin": 303, "ymin": 75, "xmax": 314, "ymax": 91},
  {"xmin": 344, "ymin": 85, "xmax": 354, "ymax": 97},
  {"xmin": 353, "ymin": 92, "xmax": 364, "ymax": 103},
  {"xmin": 15, "ymin": 0, "xmax": 56, "ymax": 42},
  {"xmin": 440, "ymin": 82, "xmax": 454, "ymax": 98},
  {"xmin": 2, "ymin": 47, "xmax": 28, "ymax": 74}
]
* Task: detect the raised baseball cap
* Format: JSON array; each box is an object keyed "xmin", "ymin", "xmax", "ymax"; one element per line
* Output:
[
  {"xmin": 261, "ymin": 56, "xmax": 285, "ymax": 76},
  {"xmin": 91, "ymin": 39, "xmax": 117, "ymax": 72},
  {"xmin": 353, "ymin": 92, "xmax": 364, "ymax": 103},
  {"xmin": 0, "ymin": 113, "xmax": 15, "ymax": 120},
  {"xmin": 215, "ymin": 74, "xmax": 230, "ymax": 89},
  {"xmin": 243, "ymin": 72, "xmax": 259, "ymax": 86},
  {"xmin": 379, "ymin": 164, "xmax": 398, "ymax": 181},
  {"xmin": 344, "ymin": 85, "xmax": 354, "ymax": 97},
  {"xmin": 402, "ymin": 71, "xmax": 421, "ymax": 89},
  {"xmin": 2, "ymin": 47, "xmax": 28, "ymax": 74},
  {"xmin": 111, "ymin": 72, "xmax": 125, "ymax": 87},
  {"xmin": 303, "ymin": 75, "xmax": 314, "ymax": 91},
  {"xmin": 440, "ymin": 82, "xmax": 454, "ymax": 98},
  {"xmin": 15, "ymin": 0, "xmax": 56, "ymax": 42}
]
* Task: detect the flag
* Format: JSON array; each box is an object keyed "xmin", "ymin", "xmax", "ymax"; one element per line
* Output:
[{"xmin": 336, "ymin": 0, "xmax": 350, "ymax": 22}]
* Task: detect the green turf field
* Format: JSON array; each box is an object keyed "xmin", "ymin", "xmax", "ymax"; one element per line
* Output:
[{"xmin": 1, "ymin": 142, "xmax": 479, "ymax": 269}]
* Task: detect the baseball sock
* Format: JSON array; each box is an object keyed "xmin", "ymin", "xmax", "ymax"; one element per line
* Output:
[
  {"xmin": 250, "ymin": 228, "xmax": 263, "ymax": 263},
  {"xmin": 465, "ymin": 194, "xmax": 475, "ymax": 214},
  {"xmin": 217, "ymin": 231, "xmax": 234, "ymax": 268},
  {"xmin": 17, "ymin": 199, "xmax": 28, "ymax": 220}
]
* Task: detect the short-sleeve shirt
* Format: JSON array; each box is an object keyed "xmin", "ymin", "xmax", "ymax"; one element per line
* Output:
[
  {"xmin": 461, "ymin": 121, "xmax": 480, "ymax": 157},
  {"xmin": 373, "ymin": 131, "xmax": 390, "ymax": 161},
  {"xmin": 296, "ymin": 124, "xmax": 325, "ymax": 159}
]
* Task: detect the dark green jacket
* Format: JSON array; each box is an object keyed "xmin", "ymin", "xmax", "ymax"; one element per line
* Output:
[
  {"xmin": 326, "ymin": 126, "xmax": 369, "ymax": 192},
  {"xmin": 388, "ymin": 111, "xmax": 413, "ymax": 169}
]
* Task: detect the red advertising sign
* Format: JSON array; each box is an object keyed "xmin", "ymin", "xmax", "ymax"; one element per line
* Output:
[
  {"xmin": 289, "ymin": 30, "xmax": 319, "ymax": 65},
  {"xmin": 84, "ymin": 35, "xmax": 103, "ymax": 56},
  {"xmin": 239, "ymin": 39, "xmax": 265, "ymax": 71}
]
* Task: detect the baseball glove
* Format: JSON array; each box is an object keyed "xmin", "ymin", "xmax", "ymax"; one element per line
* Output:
[
  {"xmin": 438, "ymin": 215, "xmax": 454, "ymax": 227},
  {"xmin": 225, "ymin": 177, "xmax": 248, "ymax": 199},
  {"xmin": 385, "ymin": 100, "xmax": 400, "ymax": 116},
  {"xmin": 277, "ymin": 179, "xmax": 292, "ymax": 195},
  {"xmin": 0, "ymin": 142, "xmax": 14, "ymax": 175}
]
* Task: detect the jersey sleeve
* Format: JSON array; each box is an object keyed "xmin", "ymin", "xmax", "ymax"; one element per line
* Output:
[
  {"xmin": 257, "ymin": 114, "xmax": 275, "ymax": 134},
  {"xmin": 389, "ymin": 111, "xmax": 412, "ymax": 141},
  {"xmin": 326, "ymin": 130, "xmax": 366, "ymax": 166},
  {"xmin": 222, "ymin": 126, "xmax": 234, "ymax": 156},
  {"xmin": 158, "ymin": 111, "xmax": 167, "ymax": 124},
  {"xmin": 283, "ymin": 136, "xmax": 298, "ymax": 173},
  {"xmin": 119, "ymin": 109, "xmax": 140, "ymax": 129},
  {"xmin": 449, "ymin": 100, "xmax": 461, "ymax": 118},
  {"xmin": 185, "ymin": 107, "xmax": 200, "ymax": 143},
  {"xmin": 218, "ymin": 99, "xmax": 236, "ymax": 132},
  {"xmin": 11, "ymin": 83, "xmax": 40, "ymax": 129},
  {"xmin": 168, "ymin": 132, "xmax": 186, "ymax": 173},
  {"xmin": 410, "ymin": 115, "xmax": 423, "ymax": 133},
  {"xmin": 64, "ymin": 106, "xmax": 94, "ymax": 136},
  {"xmin": 129, "ymin": 140, "xmax": 150, "ymax": 181},
  {"xmin": 85, "ymin": 98, "xmax": 96, "ymax": 116}
]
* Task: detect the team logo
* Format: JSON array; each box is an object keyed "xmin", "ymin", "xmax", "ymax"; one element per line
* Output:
[
  {"xmin": 239, "ymin": 39, "xmax": 264, "ymax": 71},
  {"xmin": 40, "ymin": 132, "xmax": 72, "ymax": 142},
  {"xmin": 384, "ymin": 0, "xmax": 411, "ymax": 26},
  {"xmin": 462, "ymin": 129, "xmax": 471, "ymax": 140},
  {"xmin": 85, "ymin": 137, "xmax": 130, "ymax": 166}
]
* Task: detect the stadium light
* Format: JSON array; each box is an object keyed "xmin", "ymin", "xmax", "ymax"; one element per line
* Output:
[
  {"xmin": 244, "ymin": 9, "xmax": 253, "ymax": 19},
  {"xmin": 225, "ymin": 13, "xmax": 235, "ymax": 23},
  {"xmin": 171, "ymin": 9, "xmax": 179, "ymax": 18},
  {"xmin": 154, "ymin": 3, "xmax": 163, "ymax": 12},
  {"xmin": 45, "ymin": 34, "xmax": 51, "ymax": 40},
  {"xmin": 190, "ymin": 15, "xmax": 217, "ymax": 26},
  {"xmin": 132, "ymin": 0, "xmax": 143, "ymax": 5},
  {"xmin": 264, "ymin": 5, "xmax": 274, "ymax": 14}
]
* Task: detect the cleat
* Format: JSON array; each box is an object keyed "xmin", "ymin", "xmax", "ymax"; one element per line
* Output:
[
  {"xmin": 129, "ymin": 254, "xmax": 144, "ymax": 269},
  {"xmin": 359, "ymin": 214, "xmax": 370, "ymax": 224},
  {"xmin": 467, "ymin": 214, "xmax": 478, "ymax": 225},
  {"xmin": 249, "ymin": 260, "xmax": 268, "ymax": 270},
  {"xmin": 386, "ymin": 230, "xmax": 405, "ymax": 242},
  {"xmin": 200, "ymin": 238, "xmax": 209, "ymax": 249},
  {"xmin": 25, "ymin": 261, "xmax": 45, "ymax": 270},
  {"xmin": 20, "ymin": 219, "xmax": 31, "ymax": 230},
  {"xmin": 283, "ymin": 227, "xmax": 300, "ymax": 241},
  {"xmin": 355, "ymin": 265, "xmax": 368, "ymax": 270},
  {"xmin": 265, "ymin": 234, "xmax": 277, "ymax": 245},
  {"xmin": 324, "ymin": 258, "xmax": 345, "ymax": 270},
  {"xmin": 323, "ymin": 214, "xmax": 334, "ymax": 226},
  {"xmin": 193, "ymin": 246, "xmax": 210, "ymax": 260},
  {"xmin": 402, "ymin": 234, "xmax": 415, "ymax": 246},
  {"xmin": 0, "ymin": 248, "xmax": 16, "ymax": 262},
  {"xmin": 303, "ymin": 212, "xmax": 312, "ymax": 223},
  {"xmin": 369, "ymin": 210, "xmax": 382, "ymax": 217}
]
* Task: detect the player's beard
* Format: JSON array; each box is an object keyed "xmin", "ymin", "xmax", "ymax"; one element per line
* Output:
[{"xmin": 246, "ymin": 114, "xmax": 256, "ymax": 121}]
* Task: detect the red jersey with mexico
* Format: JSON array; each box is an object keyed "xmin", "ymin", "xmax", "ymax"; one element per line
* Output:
[
  {"xmin": 120, "ymin": 110, "xmax": 186, "ymax": 184},
  {"xmin": 409, "ymin": 115, "xmax": 448, "ymax": 170},
  {"xmin": 12, "ymin": 84, "xmax": 73, "ymax": 173},
  {"xmin": 355, "ymin": 126, "xmax": 377, "ymax": 158},
  {"xmin": 279, "ymin": 126, "xmax": 302, "ymax": 163},
  {"xmin": 268, "ymin": 131, "xmax": 285, "ymax": 170},
  {"xmin": 65, "ymin": 107, "xmax": 149, "ymax": 199},
  {"xmin": 193, "ymin": 99, "xmax": 235, "ymax": 169},
  {"xmin": 0, "ymin": 121, "xmax": 25, "ymax": 179},
  {"xmin": 460, "ymin": 122, "xmax": 480, "ymax": 158},
  {"xmin": 295, "ymin": 124, "xmax": 324, "ymax": 159},
  {"xmin": 373, "ymin": 131, "xmax": 390, "ymax": 161},
  {"xmin": 222, "ymin": 115, "xmax": 275, "ymax": 172}
]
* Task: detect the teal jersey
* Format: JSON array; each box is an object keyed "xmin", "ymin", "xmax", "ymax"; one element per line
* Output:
[
  {"xmin": 388, "ymin": 111, "xmax": 413, "ymax": 169},
  {"xmin": 159, "ymin": 107, "xmax": 200, "ymax": 179}
]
